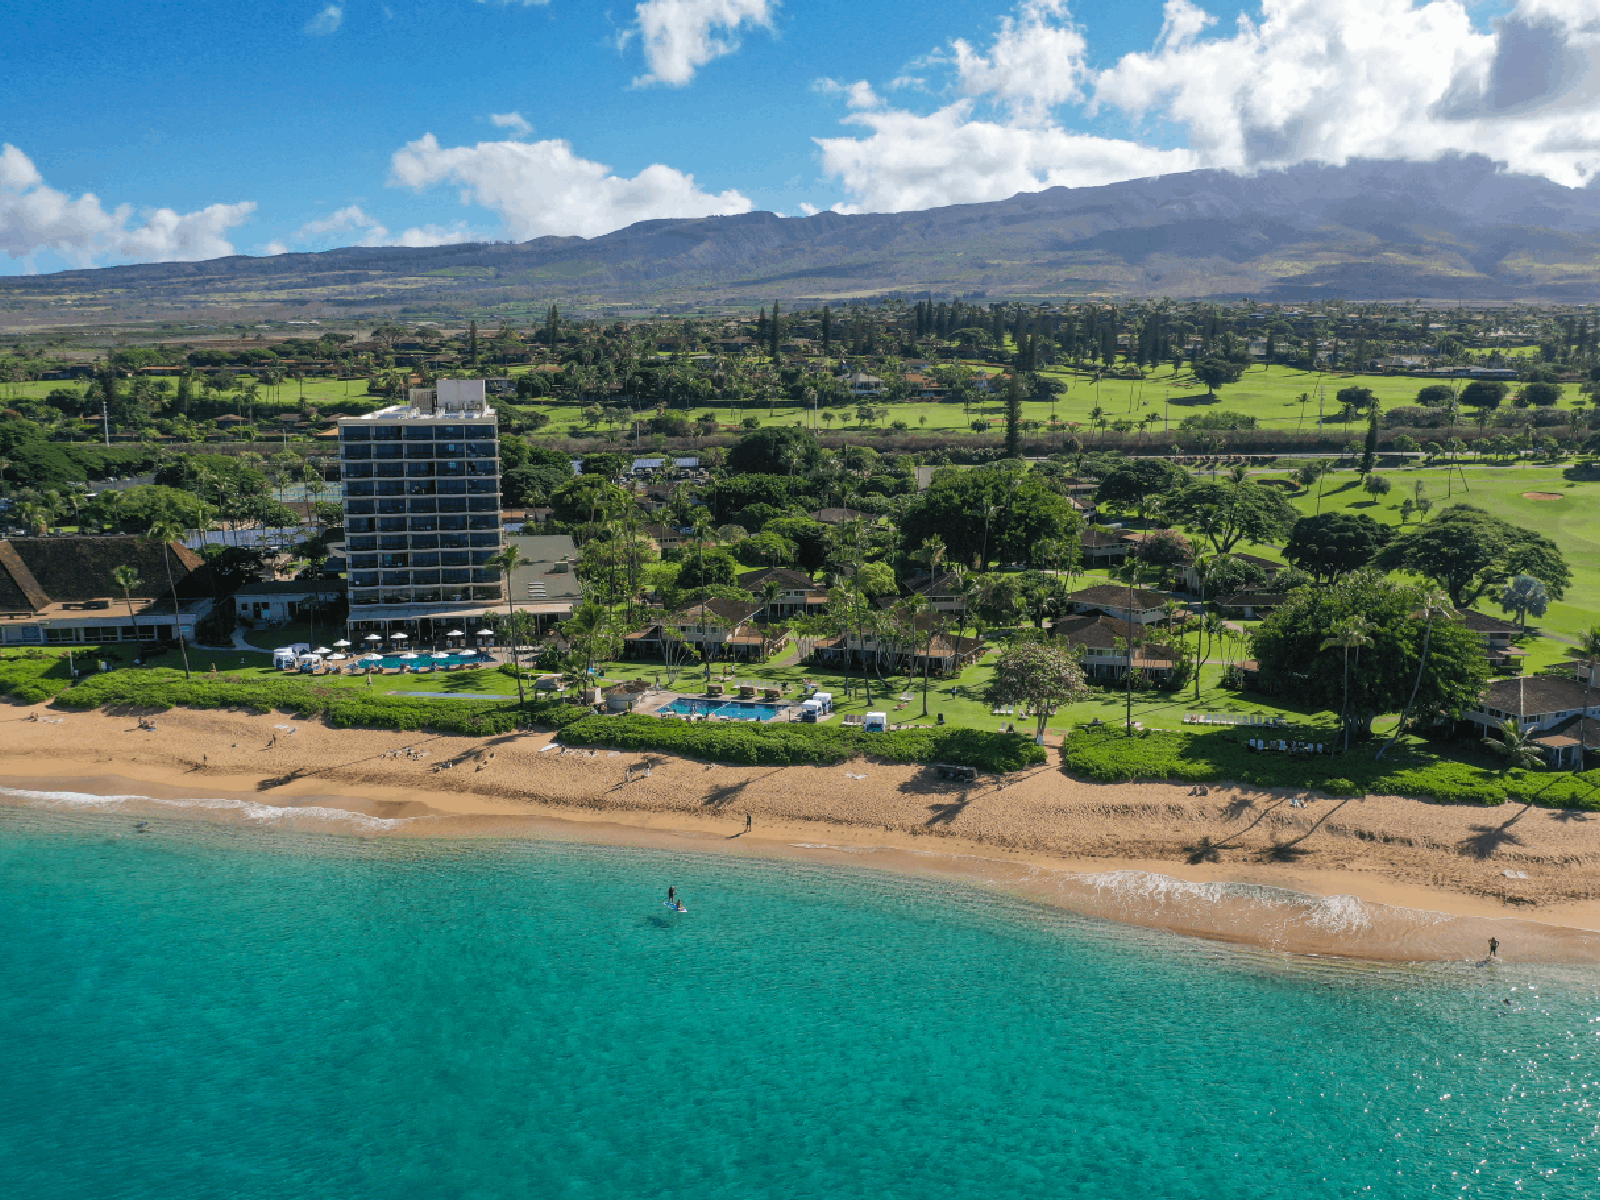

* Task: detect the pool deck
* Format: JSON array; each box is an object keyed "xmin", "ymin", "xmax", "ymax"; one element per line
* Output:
[{"xmin": 630, "ymin": 687, "xmax": 803, "ymax": 722}]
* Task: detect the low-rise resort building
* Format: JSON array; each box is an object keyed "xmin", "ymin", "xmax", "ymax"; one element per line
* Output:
[{"xmin": 0, "ymin": 536, "xmax": 210, "ymax": 647}]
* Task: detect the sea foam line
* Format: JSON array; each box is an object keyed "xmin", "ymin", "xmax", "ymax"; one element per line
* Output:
[{"xmin": 0, "ymin": 785, "xmax": 413, "ymax": 832}]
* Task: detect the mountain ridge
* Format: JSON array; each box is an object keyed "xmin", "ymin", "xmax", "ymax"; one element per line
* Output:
[{"xmin": 6, "ymin": 156, "xmax": 1600, "ymax": 314}]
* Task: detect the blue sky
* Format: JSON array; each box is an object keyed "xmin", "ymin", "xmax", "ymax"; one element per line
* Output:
[{"xmin": 0, "ymin": 0, "xmax": 1584, "ymax": 274}]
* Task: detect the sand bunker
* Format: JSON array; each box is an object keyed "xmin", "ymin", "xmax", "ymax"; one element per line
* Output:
[{"xmin": 1523, "ymin": 491, "xmax": 1564, "ymax": 500}]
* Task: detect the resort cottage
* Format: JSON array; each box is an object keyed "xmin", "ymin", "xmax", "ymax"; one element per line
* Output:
[
  {"xmin": 234, "ymin": 579, "xmax": 346, "ymax": 628},
  {"xmin": 1051, "ymin": 613, "xmax": 1181, "ymax": 684},
  {"xmin": 802, "ymin": 615, "xmax": 985, "ymax": 676},
  {"xmin": 623, "ymin": 598, "xmax": 789, "ymax": 664},
  {"xmin": 1469, "ymin": 675, "xmax": 1600, "ymax": 767},
  {"xmin": 1064, "ymin": 584, "xmax": 1172, "ymax": 626},
  {"xmin": 1456, "ymin": 609, "xmax": 1524, "ymax": 671},
  {"xmin": 736, "ymin": 567, "xmax": 829, "ymax": 620}
]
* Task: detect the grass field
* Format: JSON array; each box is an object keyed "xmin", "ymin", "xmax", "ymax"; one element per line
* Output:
[
  {"xmin": 518, "ymin": 362, "xmax": 1564, "ymax": 441},
  {"xmin": 7, "ymin": 362, "xmax": 1574, "ymax": 444},
  {"xmin": 1235, "ymin": 462, "xmax": 1600, "ymax": 648}
]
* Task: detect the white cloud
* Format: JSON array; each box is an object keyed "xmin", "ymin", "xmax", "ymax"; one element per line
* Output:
[
  {"xmin": 951, "ymin": 0, "xmax": 1088, "ymax": 123},
  {"xmin": 389, "ymin": 132, "xmax": 753, "ymax": 238},
  {"xmin": 628, "ymin": 0, "xmax": 774, "ymax": 87},
  {"xmin": 305, "ymin": 4, "xmax": 342, "ymax": 35},
  {"xmin": 815, "ymin": 78, "xmax": 881, "ymax": 109},
  {"xmin": 0, "ymin": 143, "xmax": 255, "ymax": 268},
  {"xmin": 816, "ymin": 103, "xmax": 1197, "ymax": 213},
  {"xmin": 798, "ymin": 201, "xmax": 820, "ymax": 216},
  {"xmin": 262, "ymin": 240, "xmax": 289, "ymax": 256},
  {"xmin": 1093, "ymin": 0, "xmax": 1600, "ymax": 186},
  {"xmin": 288, "ymin": 204, "xmax": 473, "ymax": 249},
  {"xmin": 815, "ymin": 0, "xmax": 1600, "ymax": 214},
  {"xmin": 489, "ymin": 112, "xmax": 534, "ymax": 137}
]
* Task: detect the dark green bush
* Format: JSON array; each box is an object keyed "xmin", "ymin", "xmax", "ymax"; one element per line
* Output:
[
  {"xmin": 49, "ymin": 668, "xmax": 584, "ymax": 736},
  {"xmin": 1061, "ymin": 725, "xmax": 1600, "ymax": 810},
  {"xmin": 0, "ymin": 654, "xmax": 78, "ymax": 703},
  {"xmin": 559, "ymin": 714, "xmax": 1045, "ymax": 772}
]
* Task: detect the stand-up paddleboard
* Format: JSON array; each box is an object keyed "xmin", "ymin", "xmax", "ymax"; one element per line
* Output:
[{"xmin": 664, "ymin": 900, "xmax": 688, "ymax": 913}]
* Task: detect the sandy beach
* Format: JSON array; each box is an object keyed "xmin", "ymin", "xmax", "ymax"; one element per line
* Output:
[{"xmin": 7, "ymin": 700, "xmax": 1600, "ymax": 962}]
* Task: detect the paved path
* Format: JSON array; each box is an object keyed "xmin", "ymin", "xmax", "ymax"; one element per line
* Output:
[{"xmin": 231, "ymin": 630, "xmax": 275, "ymax": 654}]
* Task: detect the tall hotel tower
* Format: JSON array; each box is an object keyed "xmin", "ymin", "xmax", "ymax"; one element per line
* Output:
[{"xmin": 338, "ymin": 379, "xmax": 504, "ymax": 639}]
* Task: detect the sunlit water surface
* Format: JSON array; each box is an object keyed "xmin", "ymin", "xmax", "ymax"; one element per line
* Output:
[{"xmin": 4, "ymin": 806, "xmax": 1600, "ymax": 1199}]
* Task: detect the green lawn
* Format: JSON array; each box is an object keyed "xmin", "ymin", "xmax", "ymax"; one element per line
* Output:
[
  {"xmin": 7, "ymin": 361, "xmax": 1581, "ymax": 447},
  {"xmin": 1248, "ymin": 462, "xmax": 1600, "ymax": 644}
]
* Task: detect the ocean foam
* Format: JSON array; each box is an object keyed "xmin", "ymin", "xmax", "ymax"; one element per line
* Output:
[{"xmin": 0, "ymin": 785, "xmax": 413, "ymax": 832}]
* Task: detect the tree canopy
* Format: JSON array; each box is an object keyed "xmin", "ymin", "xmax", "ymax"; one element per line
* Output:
[
  {"xmin": 1094, "ymin": 459, "xmax": 1190, "ymax": 520},
  {"xmin": 1282, "ymin": 512, "xmax": 1392, "ymax": 582},
  {"xmin": 1192, "ymin": 356, "xmax": 1246, "ymax": 396},
  {"xmin": 1459, "ymin": 380, "xmax": 1507, "ymax": 409},
  {"xmin": 726, "ymin": 426, "xmax": 821, "ymax": 476},
  {"xmin": 1251, "ymin": 570, "xmax": 1488, "ymax": 735},
  {"xmin": 900, "ymin": 463, "xmax": 1083, "ymax": 571},
  {"xmin": 985, "ymin": 639, "xmax": 1089, "ymax": 742},
  {"xmin": 1375, "ymin": 504, "xmax": 1571, "ymax": 608},
  {"xmin": 1167, "ymin": 480, "xmax": 1298, "ymax": 555}
]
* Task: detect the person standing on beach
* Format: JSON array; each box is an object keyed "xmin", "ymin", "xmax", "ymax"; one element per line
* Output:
[
  {"xmin": 745, "ymin": 813, "xmax": 752, "ymax": 833},
  {"xmin": 1489, "ymin": 937, "xmax": 1500, "ymax": 958}
]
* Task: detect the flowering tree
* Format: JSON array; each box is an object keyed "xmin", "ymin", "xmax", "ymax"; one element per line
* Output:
[{"xmin": 986, "ymin": 640, "xmax": 1089, "ymax": 744}]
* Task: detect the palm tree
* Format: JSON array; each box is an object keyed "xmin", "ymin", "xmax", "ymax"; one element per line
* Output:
[
  {"xmin": 145, "ymin": 519, "xmax": 192, "ymax": 679},
  {"xmin": 1115, "ymin": 557, "xmax": 1143, "ymax": 735},
  {"xmin": 1200, "ymin": 610, "xmax": 1224, "ymax": 690},
  {"xmin": 1190, "ymin": 554, "xmax": 1211, "ymax": 702},
  {"xmin": 1481, "ymin": 718, "xmax": 1546, "ymax": 771},
  {"xmin": 917, "ymin": 534, "xmax": 946, "ymax": 587},
  {"xmin": 1565, "ymin": 624, "xmax": 1600, "ymax": 771},
  {"xmin": 1499, "ymin": 574, "xmax": 1549, "ymax": 634},
  {"xmin": 1377, "ymin": 589, "xmax": 1452, "ymax": 762},
  {"xmin": 487, "ymin": 545, "xmax": 528, "ymax": 704},
  {"xmin": 1320, "ymin": 614, "xmax": 1373, "ymax": 754},
  {"xmin": 111, "ymin": 565, "xmax": 146, "ymax": 662}
]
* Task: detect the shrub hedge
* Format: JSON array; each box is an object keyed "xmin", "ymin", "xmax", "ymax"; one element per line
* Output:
[
  {"xmin": 1062, "ymin": 725, "xmax": 1600, "ymax": 810},
  {"xmin": 24, "ymin": 667, "xmax": 1041, "ymax": 771},
  {"xmin": 48, "ymin": 668, "xmax": 575, "ymax": 737},
  {"xmin": 0, "ymin": 654, "xmax": 80, "ymax": 705},
  {"xmin": 559, "ymin": 714, "xmax": 1046, "ymax": 772}
]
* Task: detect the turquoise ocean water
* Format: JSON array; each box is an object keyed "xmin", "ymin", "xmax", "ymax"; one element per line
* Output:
[{"xmin": 4, "ymin": 804, "xmax": 1600, "ymax": 1199}]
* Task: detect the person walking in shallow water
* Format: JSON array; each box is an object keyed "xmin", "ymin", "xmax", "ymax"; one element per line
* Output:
[{"xmin": 1489, "ymin": 936, "xmax": 1500, "ymax": 958}]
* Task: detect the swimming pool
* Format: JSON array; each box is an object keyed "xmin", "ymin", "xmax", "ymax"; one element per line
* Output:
[
  {"xmin": 661, "ymin": 697, "xmax": 782, "ymax": 722},
  {"xmin": 351, "ymin": 652, "xmax": 493, "ymax": 670}
]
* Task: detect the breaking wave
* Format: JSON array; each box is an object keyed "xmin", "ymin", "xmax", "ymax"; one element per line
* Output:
[{"xmin": 0, "ymin": 785, "xmax": 412, "ymax": 833}]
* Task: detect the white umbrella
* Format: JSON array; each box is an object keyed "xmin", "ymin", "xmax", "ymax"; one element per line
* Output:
[
  {"xmin": 391, "ymin": 632, "xmax": 409, "ymax": 640},
  {"xmin": 476, "ymin": 629, "xmax": 493, "ymax": 636},
  {"xmin": 431, "ymin": 652, "xmax": 451, "ymax": 660},
  {"xmin": 446, "ymin": 629, "xmax": 464, "ymax": 637},
  {"xmin": 362, "ymin": 653, "xmax": 383, "ymax": 662},
  {"xmin": 328, "ymin": 653, "xmax": 347, "ymax": 661},
  {"xmin": 313, "ymin": 646, "xmax": 332, "ymax": 656},
  {"xmin": 365, "ymin": 633, "xmax": 382, "ymax": 642},
  {"xmin": 399, "ymin": 652, "xmax": 419, "ymax": 660},
  {"xmin": 334, "ymin": 639, "xmax": 352, "ymax": 648}
]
